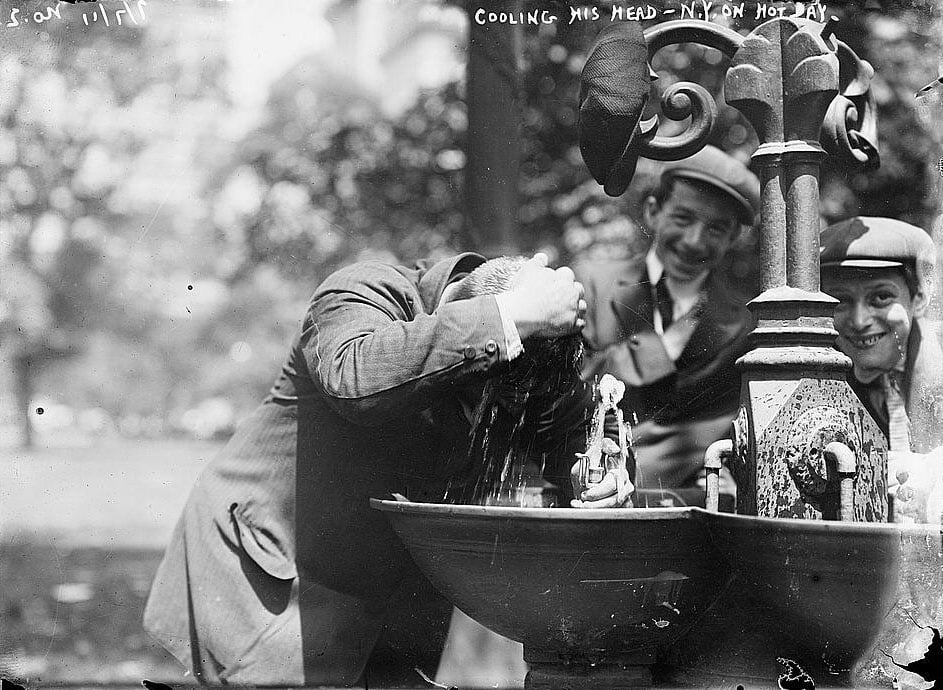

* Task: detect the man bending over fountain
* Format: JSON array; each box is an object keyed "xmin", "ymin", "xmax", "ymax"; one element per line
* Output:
[
  {"xmin": 144, "ymin": 252, "xmax": 630, "ymax": 687},
  {"xmin": 820, "ymin": 216, "xmax": 943, "ymax": 524},
  {"xmin": 572, "ymin": 145, "xmax": 760, "ymax": 505}
]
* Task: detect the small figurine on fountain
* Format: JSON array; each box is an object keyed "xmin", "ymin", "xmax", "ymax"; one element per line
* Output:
[{"xmin": 572, "ymin": 373, "xmax": 636, "ymax": 508}]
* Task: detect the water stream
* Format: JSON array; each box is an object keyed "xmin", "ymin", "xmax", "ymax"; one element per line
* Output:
[{"xmin": 444, "ymin": 335, "xmax": 640, "ymax": 507}]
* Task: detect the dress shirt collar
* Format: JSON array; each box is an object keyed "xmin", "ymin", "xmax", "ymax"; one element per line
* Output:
[{"xmin": 645, "ymin": 248, "xmax": 708, "ymax": 318}]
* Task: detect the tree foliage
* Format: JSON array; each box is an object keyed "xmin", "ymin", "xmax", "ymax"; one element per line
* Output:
[
  {"xmin": 5, "ymin": 1, "xmax": 939, "ymax": 438},
  {"xmin": 209, "ymin": 65, "xmax": 468, "ymax": 286},
  {"xmin": 219, "ymin": 3, "xmax": 939, "ymax": 292},
  {"xmin": 0, "ymin": 23, "xmax": 144, "ymax": 356},
  {"xmin": 0, "ymin": 10, "xmax": 256, "ymax": 439}
]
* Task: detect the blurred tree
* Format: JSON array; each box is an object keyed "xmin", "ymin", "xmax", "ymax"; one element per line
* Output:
[
  {"xmin": 10, "ymin": 0, "xmax": 933, "ymax": 441},
  {"xmin": 229, "ymin": 0, "xmax": 936, "ymax": 281},
  {"xmin": 464, "ymin": 0, "xmax": 523, "ymax": 254},
  {"xmin": 1, "ymin": 6, "xmax": 235, "ymax": 444},
  {"xmin": 818, "ymin": 7, "xmax": 941, "ymax": 228},
  {"xmin": 207, "ymin": 63, "xmax": 468, "ymax": 285},
  {"xmin": 207, "ymin": 14, "xmax": 600, "ymax": 281},
  {"xmin": 0, "ymin": 20, "xmax": 149, "ymax": 445}
]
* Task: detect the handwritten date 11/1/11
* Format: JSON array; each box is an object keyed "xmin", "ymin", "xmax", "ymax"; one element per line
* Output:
[
  {"xmin": 83, "ymin": 0, "xmax": 146, "ymax": 26},
  {"xmin": 5, "ymin": 0, "xmax": 146, "ymax": 28}
]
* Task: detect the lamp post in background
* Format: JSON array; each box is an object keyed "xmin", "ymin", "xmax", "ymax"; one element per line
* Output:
[{"xmin": 464, "ymin": 0, "xmax": 524, "ymax": 255}]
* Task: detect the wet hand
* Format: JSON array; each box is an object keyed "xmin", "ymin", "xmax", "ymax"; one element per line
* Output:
[
  {"xmin": 569, "ymin": 465, "xmax": 634, "ymax": 509},
  {"xmin": 502, "ymin": 253, "xmax": 586, "ymax": 340}
]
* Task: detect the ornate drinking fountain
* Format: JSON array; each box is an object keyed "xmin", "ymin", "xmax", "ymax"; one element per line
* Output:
[{"xmin": 374, "ymin": 15, "xmax": 942, "ymax": 689}]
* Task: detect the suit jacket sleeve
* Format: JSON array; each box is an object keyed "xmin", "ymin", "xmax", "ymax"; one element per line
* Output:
[{"xmin": 298, "ymin": 261, "xmax": 510, "ymax": 425}]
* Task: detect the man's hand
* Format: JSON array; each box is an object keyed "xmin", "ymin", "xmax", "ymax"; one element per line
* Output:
[
  {"xmin": 500, "ymin": 253, "xmax": 586, "ymax": 340},
  {"xmin": 888, "ymin": 448, "xmax": 943, "ymax": 524},
  {"xmin": 569, "ymin": 464, "xmax": 634, "ymax": 508}
]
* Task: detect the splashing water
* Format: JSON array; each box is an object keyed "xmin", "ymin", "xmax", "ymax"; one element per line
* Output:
[
  {"xmin": 445, "ymin": 333, "xmax": 588, "ymax": 506},
  {"xmin": 444, "ymin": 338, "xmax": 640, "ymax": 508}
]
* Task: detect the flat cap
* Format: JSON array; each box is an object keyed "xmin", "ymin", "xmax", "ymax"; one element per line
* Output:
[
  {"xmin": 820, "ymin": 216, "xmax": 936, "ymax": 291},
  {"xmin": 578, "ymin": 21, "xmax": 650, "ymax": 197},
  {"xmin": 659, "ymin": 146, "xmax": 760, "ymax": 226}
]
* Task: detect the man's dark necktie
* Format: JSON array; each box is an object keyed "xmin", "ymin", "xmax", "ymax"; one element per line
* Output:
[{"xmin": 655, "ymin": 278, "xmax": 673, "ymax": 329}]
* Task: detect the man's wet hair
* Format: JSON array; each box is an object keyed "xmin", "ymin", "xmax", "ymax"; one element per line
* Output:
[{"xmin": 442, "ymin": 255, "xmax": 586, "ymax": 505}]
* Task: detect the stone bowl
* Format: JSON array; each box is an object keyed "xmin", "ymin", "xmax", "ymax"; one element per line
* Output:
[
  {"xmin": 681, "ymin": 511, "xmax": 943, "ymax": 683},
  {"xmin": 370, "ymin": 499, "xmax": 729, "ymax": 665},
  {"xmin": 373, "ymin": 499, "xmax": 943, "ymax": 684}
]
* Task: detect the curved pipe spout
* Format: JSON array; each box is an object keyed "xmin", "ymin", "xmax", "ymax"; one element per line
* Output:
[
  {"xmin": 824, "ymin": 441, "xmax": 857, "ymax": 522},
  {"xmin": 704, "ymin": 439, "xmax": 733, "ymax": 512}
]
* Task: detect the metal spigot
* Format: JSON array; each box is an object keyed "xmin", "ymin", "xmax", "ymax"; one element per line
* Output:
[
  {"xmin": 704, "ymin": 439, "xmax": 733, "ymax": 512},
  {"xmin": 824, "ymin": 441, "xmax": 857, "ymax": 522}
]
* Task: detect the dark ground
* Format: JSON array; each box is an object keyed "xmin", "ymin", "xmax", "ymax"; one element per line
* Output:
[
  {"xmin": 0, "ymin": 438, "xmax": 216, "ymax": 687},
  {"xmin": 0, "ymin": 436, "xmax": 530, "ymax": 690},
  {"xmin": 0, "ymin": 539, "xmax": 191, "ymax": 686}
]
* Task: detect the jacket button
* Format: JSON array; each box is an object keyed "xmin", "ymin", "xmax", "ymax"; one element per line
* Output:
[
  {"xmin": 629, "ymin": 335, "xmax": 640, "ymax": 346},
  {"xmin": 485, "ymin": 340, "xmax": 498, "ymax": 355},
  {"xmin": 463, "ymin": 346, "xmax": 476, "ymax": 360}
]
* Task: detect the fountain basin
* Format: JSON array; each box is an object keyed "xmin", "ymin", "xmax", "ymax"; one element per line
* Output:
[
  {"xmin": 371, "ymin": 500, "xmax": 728, "ymax": 665},
  {"xmin": 705, "ymin": 512, "xmax": 900, "ymax": 662},
  {"xmin": 680, "ymin": 511, "xmax": 943, "ymax": 683},
  {"xmin": 373, "ymin": 499, "xmax": 943, "ymax": 685}
]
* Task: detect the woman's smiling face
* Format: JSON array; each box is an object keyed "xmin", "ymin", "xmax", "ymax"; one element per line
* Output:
[{"xmin": 822, "ymin": 268, "xmax": 925, "ymax": 382}]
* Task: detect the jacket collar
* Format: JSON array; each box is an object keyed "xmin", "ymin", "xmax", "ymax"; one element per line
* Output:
[
  {"xmin": 609, "ymin": 265, "xmax": 736, "ymax": 363},
  {"xmin": 417, "ymin": 252, "xmax": 487, "ymax": 314},
  {"xmin": 611, "ymin": 274, "xmax": 656, "ymax": 337}
]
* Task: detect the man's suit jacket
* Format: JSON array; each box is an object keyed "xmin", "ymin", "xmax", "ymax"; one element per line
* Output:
[
  {"xmin": 575, "ymin": 255, "xmax": 753, "ymax": 489},
  {"xmin": 144, "ymin": 253, "xmax": 588, "ymax": 684}
]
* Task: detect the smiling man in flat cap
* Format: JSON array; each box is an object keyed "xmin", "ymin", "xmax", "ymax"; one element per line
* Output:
[
  {"xmin": 573, "ymin": 145, "xmax": 760, "ymax": 504},
  {"xmin": 572, "ymin": 22, "xmax": 762, "ymax": 504},
  {"xmin": 820, "ymin": 216, "xmax": 943, "ymax": 523}
]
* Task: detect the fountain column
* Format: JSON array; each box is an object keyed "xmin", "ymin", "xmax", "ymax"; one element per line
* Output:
[
  {"xmin": 629, "ymin": 17, "xmax": 887, "ymax": 521},
  {"xmin": 722, "ymin": 19, "xmax": 887, "ymax": 520}
]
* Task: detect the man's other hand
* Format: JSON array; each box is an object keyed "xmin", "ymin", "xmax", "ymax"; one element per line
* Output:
[
  {"xmin": 569, "ymin": 465, "xmax": 634, "ymax": 509},
  {"xmin": 500, "ymin": 253, "xmax": 586, "ymax": 340}
]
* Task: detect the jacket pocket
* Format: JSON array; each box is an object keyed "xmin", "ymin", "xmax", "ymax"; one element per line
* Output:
[{"xmin": 229, "ymin": 502, "xmax": 298, "ymax": 581}]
